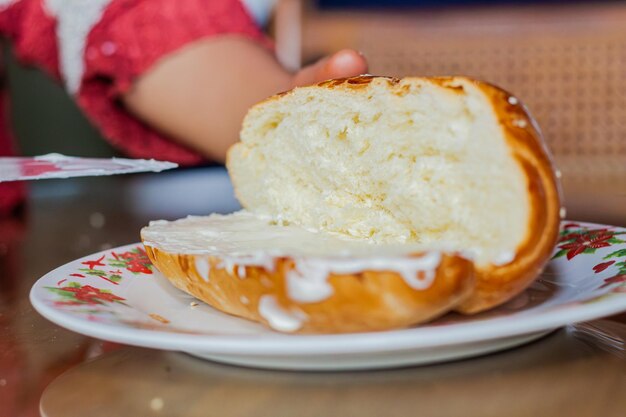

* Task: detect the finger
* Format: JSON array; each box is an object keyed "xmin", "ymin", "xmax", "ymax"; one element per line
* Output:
[{"xmin": 292, "ymin": 49, "xmax": 368, "ymax": 87}]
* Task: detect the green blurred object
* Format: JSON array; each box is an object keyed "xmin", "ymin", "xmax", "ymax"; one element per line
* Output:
[{"xmin": 4, "ymin": 44, "xmax": 116, "ymax": 158}]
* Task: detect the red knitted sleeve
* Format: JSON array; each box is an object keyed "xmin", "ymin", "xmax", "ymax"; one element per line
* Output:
[
  {"xmin": 1, "ymin": 0, "xmax": 270, "ymax": 166},
  {"xmin": 0, "ymin": 0, "xmax": 269, "ymax": 214},
  {"xmin": 78, "ymin": 0, "xmax": 271, "ymax": 165}
]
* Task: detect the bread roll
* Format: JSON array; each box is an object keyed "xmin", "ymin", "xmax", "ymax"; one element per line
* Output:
[
  {"xmin": 142, "ymin": 212, "xmax": 473, "ymax": 333},
  {"xmin": 142, "ymin": 76, "xmax": 561, "ymax": 333},
  {"xmin": 228, "ymin": 76, "xmax": 562, "ymax": 314}
]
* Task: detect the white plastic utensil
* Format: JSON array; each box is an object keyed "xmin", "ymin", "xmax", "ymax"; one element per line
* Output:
[{"xmin": 0, "ymin": 154, "xmax": 177, "ymax": 182}]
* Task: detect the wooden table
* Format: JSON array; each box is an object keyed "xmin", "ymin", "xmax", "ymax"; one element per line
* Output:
[{"xmin": 1, "ymin": 168, "xmax": 625, "ymax": 417}]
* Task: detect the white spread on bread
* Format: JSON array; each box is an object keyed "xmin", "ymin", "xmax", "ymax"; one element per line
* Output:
[
  {"xmin": 491, "ymin": 251, "xmax": 515, "ymax": 266},
  {"xmin": 142, "ymin": 210, "xmax": 518, "ymax": 265},
  {"xmin": 237, "ymin": 265, "xmax": 247, "ymax": 279},
  {"xmin": 142, "ymin": 211, "xmax": 526, "ymax": 307},
  {"xmin": 286, "ymin": 252, "xmax": 441, "ymax": 303},
  {"xmin": 142, "ymin": 211, "xmax": 428, "ymax": 258},
  {"xmin": 217, "ymin": 255, "xmax": 276, "ymax": 274},
  {"xmin": 258, "ymin": 295, "xmax": 307, "ymax": 332},
  {"xmin": 142, "ymin": 211, "xmax": 451, "ymax": 284},
  {"xmin": 285, "ymin": 265, "xmax": 335, "ymax": 303},
  {"xmin": 194, "ymin": 257, "xmax": 210, "ymax": 282}
]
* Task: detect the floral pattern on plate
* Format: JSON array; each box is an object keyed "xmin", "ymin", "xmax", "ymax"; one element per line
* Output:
[
  {"xmin": 30, "ymin": 221, "xmax": 626, "ymax": 370},
  {"xmin": 551, "ymin": 222, "xmax": 626, "ymax": 294},
  {"xmin": 41, "ymin": 245, "xmax": 162, "ymax": 328}
]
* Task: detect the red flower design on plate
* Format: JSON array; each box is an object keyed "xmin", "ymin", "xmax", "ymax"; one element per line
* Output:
[
  {"xmin": 53, "ymin": 301, "xmax": 83, "ymax": 306},
  {"xmin": 601, "ymin": 274, "xmax": 626, "ymax": 289},
  {"xmin": 558, "ymin": 228, "xmax": 610, "ymax": 244},
  {"xmin": 558, "ymin": 231, "xmax": 614, "ymax": 260},
  {"xmin": 593, "ymin": 261, "xmax": 616, "ymax": 273},
  {"xmin": 48, "ymin": 283, "xmax": 126, "ymax": 305},
  {"xmin": 63, "ymin": 285, "xmax": 125, "ymax": 304},
  {"xmin": 608, "ymin": 274, "xmax": 626, "ymax": 284},
  {"xmin": 81, "ymin": 254, "xmax": 106, "ymax": 270},
  {"xmin": 110, "ymin": 247, "xmax": 153, "ymax": 274}
]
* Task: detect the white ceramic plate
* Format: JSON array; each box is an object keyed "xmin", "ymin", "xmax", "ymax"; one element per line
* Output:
[{"xmin": 31, "ymin": 221, "xmax": 626, "ymax": 370}]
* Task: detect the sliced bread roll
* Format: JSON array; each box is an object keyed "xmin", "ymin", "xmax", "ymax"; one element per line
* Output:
[
  {"xmin": 142, "ymin": 212, "xmax": 473, "ymax": 333},
  {"xmin": 142, "ymin": 76, "xmax": 562, "ymax": 333},
  {"xmin": 228, "ymin": 76, "xmax": 562, "ymax": 314}
]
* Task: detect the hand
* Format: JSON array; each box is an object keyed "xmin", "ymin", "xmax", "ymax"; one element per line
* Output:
[
  {"xmin": 292, "ymin": 49, "xmax": 368, "ymax": 88},
  {"xmin": 124, "ymin": 39, "xmax": 369, "ymax": 162}
]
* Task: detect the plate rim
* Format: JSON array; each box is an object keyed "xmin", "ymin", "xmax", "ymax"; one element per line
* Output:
[{"xmin": 30, "ymin": 222, "xmax": 626, "ymax": 356}]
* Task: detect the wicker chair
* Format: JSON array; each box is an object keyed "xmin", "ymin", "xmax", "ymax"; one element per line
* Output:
[{"xmin": 274, "ymin": 0, "xmax": 626, "ymax": 224}]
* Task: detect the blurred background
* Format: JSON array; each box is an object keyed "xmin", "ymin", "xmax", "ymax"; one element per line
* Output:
[
  {"xmin": 5, "ymin": 0, "xmax": 626, "ymax": 224},
  {"xmin": 1, "ymin": 4, "xmax": 624, "ymax": 416}
]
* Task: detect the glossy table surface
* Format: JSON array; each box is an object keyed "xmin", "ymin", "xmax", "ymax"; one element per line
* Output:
[{"xmin": 1, "ymin": 167, "xmax": 625, "ymax": 417}]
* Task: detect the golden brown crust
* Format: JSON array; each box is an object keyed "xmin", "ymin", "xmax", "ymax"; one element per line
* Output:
[
  {"xmin": 454, "ymin": 80, "xmax": 562, "ymax": 313},
  {"xmin": 143, "ymin": 244, "xmax": 474, "ymax": 334}
]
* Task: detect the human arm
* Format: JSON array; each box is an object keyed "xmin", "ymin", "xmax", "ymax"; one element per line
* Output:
[{"xmin": 122, "ymin": 38, "xmax": 367, "ymax": 161}]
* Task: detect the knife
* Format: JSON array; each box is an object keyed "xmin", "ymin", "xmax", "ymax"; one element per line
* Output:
[{"xmin": 0, "ymin": 154, "xmax": 178, "ymax": 182}]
